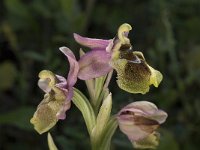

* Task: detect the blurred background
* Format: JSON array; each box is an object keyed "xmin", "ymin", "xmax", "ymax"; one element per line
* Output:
[{"xmin": 0, "ymin": 0, "xmax": 200, "ymax": 149}]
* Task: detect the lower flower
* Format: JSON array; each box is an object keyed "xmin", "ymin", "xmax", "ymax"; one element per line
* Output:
[
  {"xmin": 117, "ymin": 101, "xmax": 167, "ymax": 149},
  {"xmin": 133, "ymin": 131, "xmax": 160, "ymax": 149}
]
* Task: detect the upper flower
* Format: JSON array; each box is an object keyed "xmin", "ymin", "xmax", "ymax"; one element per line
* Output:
[
  {"xmin": 30, "ymin": 47, "xmax": 79, "ymax": 134},
  {"xmin": 117, "ymin": 101, "xmax": 168, "ymax": 149},
  {"xmin": 74, "ymin": 23, "xmax": 163, "ymax": 94}
]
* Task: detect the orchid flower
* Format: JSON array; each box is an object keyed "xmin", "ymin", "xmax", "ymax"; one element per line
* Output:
[
  {"xmin": 74, "ymin": 23, "xmax": 163, "ymax": 94},
  {"xmin": 30, "ymin": 47, "xmax": 79, "ymax": 134},
  {"xmin": 30, "ymin": 23, "xmax": 168, "ymax": 150},
  {"xmin": 117, "ymin": 101, "xmax": 168, "ymax": 149}
]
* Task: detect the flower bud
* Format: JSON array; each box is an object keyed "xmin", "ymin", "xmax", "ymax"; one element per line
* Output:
[{"xmin": 117, "ymin": 101, "xmax": 167, "ymax": 148}]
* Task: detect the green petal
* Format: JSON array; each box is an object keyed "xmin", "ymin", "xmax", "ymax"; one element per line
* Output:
[
  {"xmin": 111, "ymin": 23, "xmax": 132, "ymax": 60},
  {"xmin": 117, "ymin": 23, "xmax": 132, "ymax": 44},
  {"xmin": 133, "ymin": 132, "xmax": 160, "ymax": 149},
  {"xmin": 38, "ymin": 70, "xmax": 56, "ymax": 87},
  {"xmin": 149, "ymin": 65, "xmax": 163, "ymax": 87}
]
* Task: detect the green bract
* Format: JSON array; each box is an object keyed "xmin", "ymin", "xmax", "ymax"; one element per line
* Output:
[{"xmin": 133, "ymin": 132, "xmax": 160, "ymax": 149}]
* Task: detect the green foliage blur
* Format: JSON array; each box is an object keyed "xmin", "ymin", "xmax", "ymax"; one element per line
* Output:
[{"xmin": 0, "ymin": 0, "xmax": 200, "ymax": 149}]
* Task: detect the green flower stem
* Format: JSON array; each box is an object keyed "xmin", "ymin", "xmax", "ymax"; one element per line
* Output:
[
  {"xmin": 91, "ymin": 93, "xmax": 112, "ymax": 148},
  {"xmin": 100, "ymin": 117, "xmax": 118, "ymax": 150},
  {"xmin": 85, "ymin": 79, "xmax": 95, "ymax": 102},
  {"xmin": 94, "ymin": 70, "xmax": 113, "ymax": 114},
  {"xmin": 72, "ymin": 88, "xmax": 96, "ymax": 136},
  {"xmin": 94, "ymin": 88, "xmax": 109, "ymax": 114},
  {"xmin": 48, "ymin": 133, "xmax": 58, "ymax": 150},
  {"xmin": 94, "ymin": 76, "xmax": 106, "ymax": 100},
  {"xmin": 73, "ymin": 72, "xmax": 117, "ymax": 150},
  {"xmin": 103, "ymin": 70, "xmax": 113, "ymax": 89},
  {"xmin": 85, "ymin": 71, "xmax": 113, "ymax": 115},
  {"xmin": 85, "ymin": 76, "xmax": 106, "ymax": 115},
  {"xmin": 92, "ymin": 117, "xmax": 118, "ymax": 150}
]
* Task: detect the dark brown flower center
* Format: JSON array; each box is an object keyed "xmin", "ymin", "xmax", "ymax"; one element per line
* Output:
[
  {"xmin": 119, "ymin": 45, "xmax": 151, "ymax": 82},
  {"xmin": 133, "ymin": 115, "xmax": 159, "ymax": 126},
  {"xmin": 120, "ymin": 110, "xmax": 159, "ymax": 133}
]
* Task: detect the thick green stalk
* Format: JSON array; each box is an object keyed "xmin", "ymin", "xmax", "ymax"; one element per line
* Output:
[
  {"xmin": 91, "ymin": 117, "xmax": 118, "ymax": 150},
  {"xmin": 94, "ymin": 88, "xmax": 109, "ymax": 114},
  {"xmin": 74, "ymin": 71, "xmax": 116, "ymax": 150},
  {"xmin": 85, "ymin": 79, "xmax": 95, "ymax": 102},
  {"xmin": 91, "ymin": 93, "xmax": 112, "ymax": 149},
  {"xmin": 94, "ymin": 76, "xmax": 106, "ymax": 100},
  {"xmin": 99, "ymin": 117, "xmax": 118, "ymax": 150}
]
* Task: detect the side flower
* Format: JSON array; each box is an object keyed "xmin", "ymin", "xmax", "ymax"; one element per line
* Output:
[
  {"xmin": 30, "ymin": 47, "xmax": 79, "ymax": 134},
  {"xmin": 74, "ymin": 23, "xmax": 162, "ymax": 94},
  {"xmin": 117, "ymin": 101, "xmax": 167, "ymax": 149}
]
